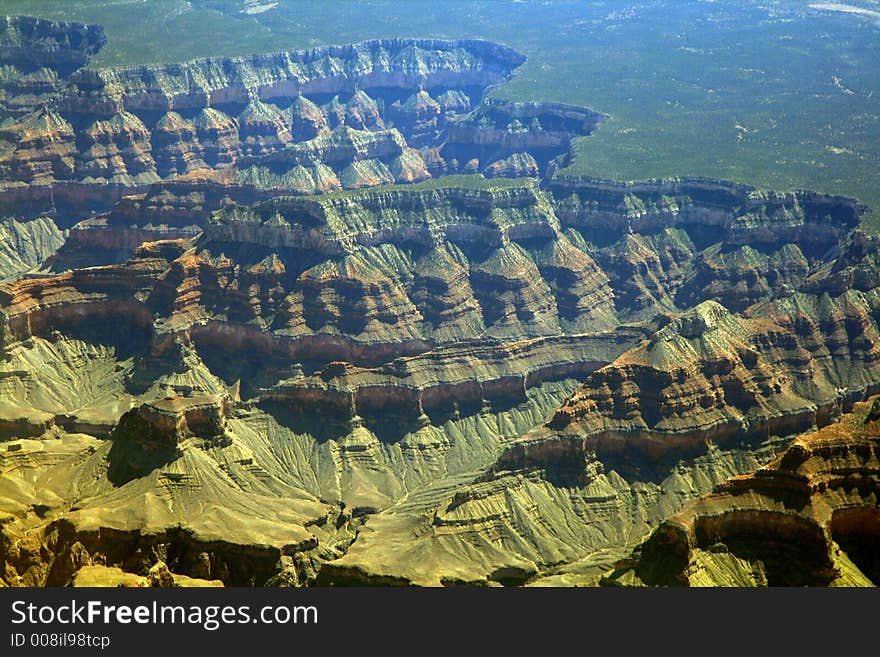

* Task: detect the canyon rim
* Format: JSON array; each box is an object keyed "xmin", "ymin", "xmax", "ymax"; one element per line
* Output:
[{"xmin": 0, "ymin": 2, "xmax": 878, "ymax": 589}]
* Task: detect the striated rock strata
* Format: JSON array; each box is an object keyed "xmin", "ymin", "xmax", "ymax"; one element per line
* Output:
[
  {"xmin": 318, "ymin": 227, "xmax": 880, "ymax": 585},
  {"xmin": 0, "ymin": 38, "xmax": 530, "ymax": 219},
  {"xmin": 602, "ymin": 397, "xmax": 880, "ymax": 586},
  {"xmin": 0, "ymin": 23, "xmax": 877, "ymax": 587},
  {"xmin": 0, "ymin": 16, "xmax": 105, "ymax": 123}
]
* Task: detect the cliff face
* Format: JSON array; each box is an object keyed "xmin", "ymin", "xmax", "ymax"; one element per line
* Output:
[
  {"xmin": 0, "ymin": 36, "xmax": 612, "ymax": 282},
  {"xmin": 60, "ymin": 39, "xmax": 523, "ymax": 115},
  {"xmin": 548, "ymin": 177, "xmax": 863, "ymax": 247},
  {"xmin": 3, "ymin": 180, "xmax": 622, "ymax": 350},
  {"xmin": 0, "ymin": 16, "xmax": 105, "ymax": 123},
  {"xmin": 316, "ymin": 216, "xmax": 880, "ymax": 586},
  {"xmin": 0, "ymin": 428, "xmax": 335, "ymax": 586},
  {"xmin": 8, "ymin": 176, "xmax": 857, "ymax": 365},
  {"xmin": 544, "ymin": 283, "xmax": 880, "ymax": 457},
  {"xmin": 441, "ymin": 100, "xmax": 606, "ymax": 176},
  {"xmin": 1, "ymin": 27, "xmax": 878, "ymax": 588},
  {"xmin": 0, "ymin": 35, "xmax": 612, "ymax": 270},
  {"xmin": 0, "ymin": 36, "xmax": 531, "ymax": 277},
  {"xmin": 548, "ymin": 177, "xmax": 863, "ymax": 320},
  {"xmin": 259, "ymin": 330, "xmax": 642, "ymax": 435},
  {"xmin": 602, "ymin": 396, "xmax": 880, "ymax": 586},
  {"xmin": 0, "ymin": 167, "xmax": 872, "ymax": 587},
  {"xmin": 0, "ymin": 39, "xmax": 527, "ymax": 198}
]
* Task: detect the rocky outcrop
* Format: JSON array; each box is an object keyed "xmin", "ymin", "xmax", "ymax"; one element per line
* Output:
[
  {"xmin": 238, "ymin": 99, "xmax": 293, "ymax": 156},
  {"xmin": 105, "ymin": 176, "xmax": 277, "ymax": 232},
  {"xmin": 39, "ymin": 216, "xmax": 197, "ymax": 272},
  {"xmin": 603, "ymin": 396, "xmax": 880, "ymax": 586},
  {"xmin": 534, "ymin": 267, "xmax": 880, "ymax": 466},
  {"xmin": 387, "ymin": 89, "xmax": 443, "ymax": 147},
  {"xmin": 0, "ymin": 20, "xmax": 875, "ymax": 588},
  {"xmin": 234, "ymin": 126, "xmax": 430, "ymax": 192},
  {"xmin": 3, "ymin": 512, "xmax": 327, "ymax": 587},
  {"xmin": 0, "ymin": 181, "xmax": 627, "ymax": 434},
  {"xmin": 0, "ymin": 16, "xmax": 105, "ymax": 123},
  {"xmin": 0, "ymin": 426, "xmax": 336, "ymax": 587},
  {"xmin": 547, "ymin": 176, "xmax": 864, "ymax": 253},
  {"xmin": 260, "ymin": 329, "xmax": 643, "ymax": 432},
  {"xmin": 441, "ymin": 100, "xmax": 606, "ymax": 176},
  {"xmin": 113, "ymin": 394, "xmax": 231, "ymax": 451},
  {"xmin": 4, "ymin": 2, "xmax": 880, "ymax": 593},
  {"xmin": 76, "ymin": 111, "xmax": 159, "ymax": 185},
  {"xmin": 72, "ymin": 562, "xmax": 223, "ymax": 587},
  {"xmin": 2, "ymin": 176, "xmax": 870, "ymax": 414},
  {"xmin": 60, "ymin": 39, "xmax": 523, "ymax": 117},
  {"xmin": 193, "ymin": 180, "xmax": 621, "ymax": 344},
  {"xmin": 0, "ymin": 108, "xmax": 77, "ymax": 186},
  {"xmin": 0, "ymin": 39, "xmax": 522, "ymax": 203},
  {"xmin": 44, "ymin": 126, "xmax": 429, "ymax": 266},
  {"xmin": 0, "ymin": 37, "xmax": 629, "ymax": 245},
  {"xmin": 549, "ymin": 176, "xmax": 865, "ymax": 320},
  {"xmin": 317, "ymin": 221, "xmax": 880, "ymax": 585},
  {"xmin": 0, "ymin": 241, "xmax": 175, "ymax": 352}
]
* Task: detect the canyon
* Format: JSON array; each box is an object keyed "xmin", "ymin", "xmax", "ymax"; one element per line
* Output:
[
  {"xmin": 0, "ymin": 16, "xmax": 877, "ymax": 587},
  {"xmin": 601, "ymin": 395, "xmax": 880, "ymax": 586}
]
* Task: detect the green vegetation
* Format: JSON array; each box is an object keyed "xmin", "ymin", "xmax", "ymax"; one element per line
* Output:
[{"xmin": 2, "ymin": 0, "xmax": 878, "ymax": 226}]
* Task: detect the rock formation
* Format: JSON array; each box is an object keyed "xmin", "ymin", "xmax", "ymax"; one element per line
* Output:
[
  {"xmin": 0, "ymin": 36, "xmax": 612, "ymax": 272},
  {"xmin": 0, "ymin": 16, "xmax": 105, "ymax": 123},
  {"xmin": 441, "ymin": 100, "xmax": 606, "ymax": 176},
  {"xmin": 1, "ymin": 168, "xmax": 873, "ymax": 587},
  {"xmin": 602, "ymin": 396, "xmax": 880, "ymax": 586},
  {"xmin": 312, "ymin": 214, "xmax": 880, "ymax": 586},
  {"xmin": 0, "ymin": 27, "xmax": 877, "ymax": 588},
  {"xmin": 0, "ymin": 38, "xmax": 527, "ymax": 217}
]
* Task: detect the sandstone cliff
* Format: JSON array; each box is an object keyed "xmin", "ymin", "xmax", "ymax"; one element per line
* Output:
[
  {"xmin": 0, "ymin": 173, "xmax": 873, "ymax": 585},
  {"xmin": 317, "ymin": 222, "xmax": 880, "ymax": 585},
  {"xmin": 601, "ymin": 396, "xmax": 880, "ymax": 586},
  {"xmin": 0, "ymin": 27, "xmax": 877, "ymax": 588},
  {"xmin": 0, "ymin": 35, "xmax": 614, "ymax": 269},
  {"xmin": 0, "ymin": 16, "xmax": 105, "ymax": 123},
  {"xmin": 0, "ymin": 38, "xmax": 525, "ymax": 199}
]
